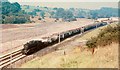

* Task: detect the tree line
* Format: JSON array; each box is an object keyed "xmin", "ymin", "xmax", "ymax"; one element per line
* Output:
[
  {"xmin": 25, "ymin": 6, "xmax": 118, "ymax": 21},
  {"xmin": 1, "ymin": 1, "xmax": 30, "ymax": 24},
  {"xmin": 1, "ymin": 1, "xmax": 118, "ymax": 24}
]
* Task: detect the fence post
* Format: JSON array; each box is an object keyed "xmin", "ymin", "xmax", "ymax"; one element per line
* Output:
[
  {"xmin": 59, "ymin": 33, "xmax": 60, "ymax": 43},
  {"xmin": 96, "ymin": 24, "xmax": 97, "ymax": 28},
  {"xmin": 81, "ymin": 27, "xmax": 84, "ymax": 34}
]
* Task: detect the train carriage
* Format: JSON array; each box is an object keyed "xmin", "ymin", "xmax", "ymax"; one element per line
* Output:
[{"xmin": 22, "ymin": 22, "xmax": 107, "ymax": 55}]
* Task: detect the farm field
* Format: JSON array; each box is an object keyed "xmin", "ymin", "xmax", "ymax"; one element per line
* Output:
[
  {"xmin": 1, "ymin": 1, "xmax": 119, "ymax": 68},
  {"xmin": 21, "ymin": 23, "xmax": 118, "ymax": 68},
  {"xmin": 0, "ymin": 18, "xmax": 94, "ymax": 56}
]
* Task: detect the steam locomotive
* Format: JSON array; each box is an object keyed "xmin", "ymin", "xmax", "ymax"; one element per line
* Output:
[{"xmin": 22, "ymin": 22, "xmax": 107, "ymax": 55}]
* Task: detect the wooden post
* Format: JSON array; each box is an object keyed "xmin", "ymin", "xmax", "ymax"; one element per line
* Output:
[
  {"xmin": 64, "ymin": 50, "xmax": 66, "ymax": 55},
  {"xmin": 81, "ymin": 27, "xmax": 84, "ymax": 34},
  {"xmin": 59, "ymin": 33, "xmax": 61, "ymax": 43},
  {"xmin": 96, "ymin": 24, "xmax": 97, "ymax": 28},
  {"xmin": 82, "ymin": 27, "xmax": 84, "ymax": 33}
]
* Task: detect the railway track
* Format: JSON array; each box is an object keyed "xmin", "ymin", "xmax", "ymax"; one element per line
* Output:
[
  {"xmin": 0, "ymin": 49, "xmax": 26, "ymax": 68},
  {"xmin": 0, "ymin": 22, "xmax": 110, "ymax": 69}
]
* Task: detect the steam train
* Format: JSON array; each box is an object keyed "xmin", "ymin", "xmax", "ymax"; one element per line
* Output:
[{"xmin": 22, "ymin": 22, "xmax": 107, "ymax": 55}]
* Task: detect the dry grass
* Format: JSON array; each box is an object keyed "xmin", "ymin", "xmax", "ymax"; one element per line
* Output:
[
  {"xmin": 21, "ymin": 43, "xmax": 118, "ymax": 68},
  {"xmin": 21, "ymin": 23, "xmax": 118, "ymax": 68}
]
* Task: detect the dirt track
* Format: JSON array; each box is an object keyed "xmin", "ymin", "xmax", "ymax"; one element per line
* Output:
[{"xmin": 0, "ymin": 18, "xmax": 94, "ymax": 55}]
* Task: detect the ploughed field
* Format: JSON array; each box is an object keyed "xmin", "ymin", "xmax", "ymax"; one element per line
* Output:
[{"xmin": 0, "ymin": 19, "xmax": 93, "ymax": 55}]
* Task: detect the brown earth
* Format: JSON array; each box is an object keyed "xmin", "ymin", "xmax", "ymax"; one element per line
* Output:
[{"xmin": 0, "ymin": 18, "xmax": 93, "ymax": 56}]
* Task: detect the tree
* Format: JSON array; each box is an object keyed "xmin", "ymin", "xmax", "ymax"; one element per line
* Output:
[
  {"xmin": 63, "ymin": 10, "xmax": 73, "ymax": 19},
  {"xmin": 2, "ymin": 2, "xmax": 11, "ymax": 14},
  {"xmin": 40, "ymin": 11, "xmax": 45, "ymax": 19},
  {"xmin": 90, "ymin": 10, "xmax": 98, "ymax": 19},
  {"xmin": 28, "ymin": 11, "xmax": 36, "ymax": 16},
  {"xmin": 55, "ymin": 8, "xmax": 65, "ymax": 18},
  {"xmin": 49, "ymin": 11, "xmax": 55, "ymax": 18},
  {"xmin": 2, "ymin": 2, "xmax": 21, "ymax": 14},
  {"xmin": 53, "ymin": 7, "xmax": 58, "ymax": 10},
  {"xmin": 11, "ymin": 2, "xmax": 21, "ymax": 13},
  {"xmin": 0, "ymin": 0, "xmax": 8, "ymax": 2}
]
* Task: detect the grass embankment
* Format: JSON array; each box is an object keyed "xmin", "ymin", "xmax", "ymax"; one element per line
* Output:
[
  {"xmin": 21, "ymin": 23, "xmax": 118, "ymax": 68},
  {"xmin": 86, "ymin": 23, "xmax": 119, "ymax": 48}
]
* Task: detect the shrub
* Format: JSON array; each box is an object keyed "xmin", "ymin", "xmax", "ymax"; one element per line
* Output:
[
  {"xmin": 13, "ymin": 17, "xmax": 27, "ymax": 23},
  {"xmin": 2, "ymin": 14, "xmax": 30, "ymax": 24},
  {"xmin": 86, "ymin": 37, "xmax": 97, "ymax": 48},
  {"xmin": 38, "ymin": 18, "xmax": 41, "ymax": 20},
  {"xmin": 86, "ymin": 24, "xmax": 119, "ymax": 48}
]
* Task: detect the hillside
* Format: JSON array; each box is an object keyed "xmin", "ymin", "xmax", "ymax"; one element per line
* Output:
[
  {"xmin": 21, "ymin": 43, "xmax": 118, "ymax": 68},
  {"xmin": 21, "ymin": 23, "xmax": 118, "ymax": 68}
]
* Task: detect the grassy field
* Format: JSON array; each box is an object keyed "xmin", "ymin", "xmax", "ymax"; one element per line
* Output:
[{"xmin": 21, "ymin": 23, "xmax": 118, "ymax": 68}]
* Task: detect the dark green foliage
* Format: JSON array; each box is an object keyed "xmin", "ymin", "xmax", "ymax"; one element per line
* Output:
[
  {"xmin": 2, "ymin": 2, "xmax": 21, "ymax": 15},
  {"xmin": 40, "ymin": 11, "xmax": 45, "ymax": 19},
  {"xmin": 34, "ymin": 9, "xmax": 40, "ymax": 12},
  {"xmin": 90, "ymin": 10, "xmax": 98, "ymax": 19},
  {"xmin": 86, "ymin": 24, "xmax": 119, "ymax": 48},
  {"xmin": 55, "ymin": 8, "xmax": 65, "ymax": 18},
  {"xmin": 89, "ymin": 7, "xmax": 118, "ymax": 19},
  {"xmin": 1, "ymin": 2, "xmax": 30, "ymax": 24},
  {"xmin": 22, "ymin": 5, "xmax": 118, "ymax": 20},
  {"xmin": 53, "ymin": 8, "xmax": 58, "ymax": 10},
  {"xmin": 28, "ymin": 11, "xmax": 36, "ymax": 16},
  {"xmin": 2, "ymin": 15, "xmax": 30, "ymax": 24},
  {"xmin": 63, "ymin": 10, "xmax": 73, "ymax": 19},
  {"xmin": 13, "ymin": 17, "xmax": 27, "ymax": 23},
  {"xmin": 49, "ymin": 11, "xmax": 55, "ymax": 18},
  {"xmin": 53, "ymin": 7, "xmax": 118, "ymax": 20},
  {"xmin": 54, "ymin": 8, "xmax": 74, "ymax": 20},
  {"xmin": 2, "ymin": 15, "xmax": 5, "ymax": 19}
]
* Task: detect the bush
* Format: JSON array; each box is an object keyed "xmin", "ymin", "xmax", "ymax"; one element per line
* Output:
[
  {"xmin": 86, "ymin": 24, "xmax": 119, "ymax": 48},
  {"xmin": 2, "ymin": 15, "xmax": 30, "ymax": 24},
  {"xmin": 86, "ymin": 37, "xmax": 97, "ymax": 48},
  {"xmin": 38, "ymin": 18, "xmax": 41, "ymax": 20},
  {"xmin": 13, "ymin": 17, "xmax": 27, "ymax": 23}
]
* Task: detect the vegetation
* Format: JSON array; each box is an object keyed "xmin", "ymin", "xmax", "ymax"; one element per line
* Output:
[
  {"xmin": 22, "ymin": 5, "xmax": 118, "ymax": 21},
  {"xmin": 2, "ymin": 2, "xmax": 21, "ymax": 15},
  {"xmin": 1, "ymin": 1, "xmax": 30, "ymax": 24},
  {"xmin": 86, "ymin": 24, "xmax": 119, "ymax": 48},
  {"xmin": 90, "ymin": 7, "xmax": 118, "ymax": 19},
  {"xmin": 40, "ymin": 11, "xmax": 45, "ymax": 19},
  {"xmin": 1, "ymin": 1, "xmax": 118, "ymax": 23}
]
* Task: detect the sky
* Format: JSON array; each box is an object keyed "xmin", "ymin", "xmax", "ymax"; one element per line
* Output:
[{"xmin": 8, "ymin": 0, "xmax": 119, "ymax": 9}]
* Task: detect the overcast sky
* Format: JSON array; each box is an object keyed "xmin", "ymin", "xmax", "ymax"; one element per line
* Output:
[{"xmin": 8, "ymin": 0, "xmax": 119, "ymax": 9}]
